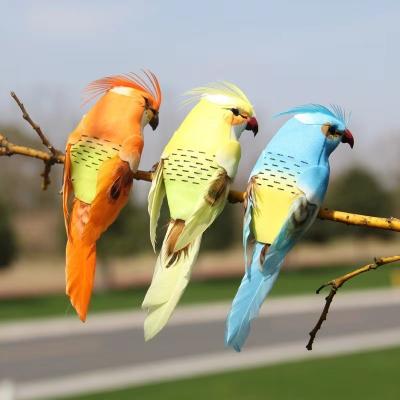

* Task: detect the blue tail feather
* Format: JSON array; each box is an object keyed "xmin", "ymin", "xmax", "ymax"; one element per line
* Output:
[{"xmin": 225, "ymin": 242, "xmax": 283, "ymax": 352}]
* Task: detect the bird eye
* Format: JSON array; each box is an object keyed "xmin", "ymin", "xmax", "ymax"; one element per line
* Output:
[
  {"xmin": 327, "ymin": 124, "xmax": 338, "ymax": 135},
  {"xmin": 322, "ymin": 123, "xmax": 343, "ymax": 138},
  {"xmin": 230, "ymin": 108, "xmax": 240, "ymax": 116}
]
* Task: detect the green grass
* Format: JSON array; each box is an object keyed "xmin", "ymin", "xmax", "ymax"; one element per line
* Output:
[
  {"xmin": 1, "ymin": 264, "xmax": 398, "ymax": 322},
  {"xmin": 60, "ymin": 346, "xmax": 400, "ymax": 400}
]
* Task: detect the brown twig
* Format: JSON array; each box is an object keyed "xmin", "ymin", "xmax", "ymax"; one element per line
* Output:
[
  {"xmin": 10, "ymin": 92, "xmax": 63, "ymax": 189},
  {"xmin": 10, "ymin": 92, "xmax": 61, "ymax": 156},
  {"xmin": 2, "ymin": 92, "xmax": 400, "ymax": 231},
  {"xmin": 306, "ymin": 255, "xmax": 400, "ymax": 350},
  {"xmin": 4, "ymin": 93, "xmax": 400, "ymax": 348},
  {"xmin": 0, "ymin": 133, "xmax": 65, "ymax": 163},
  {"xmin": 2, "ymin": 129, "xmax": 400, "ymax": 232},
  {"xmin": 318, "ymin": 208, "xmax": 400, "ymax": 232}
]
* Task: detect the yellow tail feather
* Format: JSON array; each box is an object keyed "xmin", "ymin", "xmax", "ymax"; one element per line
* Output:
[{"xmin": 142, "ymin": 229, "xmax": 202, "ymax": 341}]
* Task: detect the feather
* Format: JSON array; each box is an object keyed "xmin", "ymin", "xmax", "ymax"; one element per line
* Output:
[
  {"xmin": 84, "ymin": 70, "xmax": 162, "ymax": 109},
  {"xmin": 166, "ymin": 219, "xmax": 185, "ymax": 256},
  {"xmin": 243, "ymin": 178, "xmax": 255, "ymax": 270},
  {"xmin": 182, "ymin": 81, "xmax": 255, "ymax": 117},
  {"xmin": 226, "ymin": 195, "xmax": 319, "ymax": 352},
  {"xmin": 274, "ymin": 103, "xmax": 349, "ymax": 127},
  {"xmin": 142, "ymin": 228, "xmax": 202, "ymax": 341},
  {"xmin": 225, "ymin": 242, "xmax": 282, "ymax": 352},
  {"xmin": 62, "ymin": 144, "xmax": 73, "ymax": 238},
  {"xmin": 148, "ymin": 160, "xmax": 165, "ymax": 251},
  {"xmin": 66, "ymin": 200, "xmax": 96, "ymax": 322},
  {"xmin": 173, "ymin": 170, "xmax": 229, "ymax": 252},
  {"xmin": 66, "ymin": 159, "xmax": 133, "ymax": 320},
  {"xmin": 204, "ymin": 170, "xmax": 229, "ymax": 206}
]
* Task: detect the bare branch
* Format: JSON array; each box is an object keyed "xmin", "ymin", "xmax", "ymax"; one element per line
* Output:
[
  {"xmin": 2, "ymin": 130, "xmax": 400, "ymax": 231},
  {"xmin": 10, "ymin": 92, "xmax": 62, "ymax": 157},
  {"xmin": 0, "ymin": 133, "xmax": 64, "ymax": 162},
  {"xmin": 7, "ymin": 92, "xmax": 66, "ymax": 190},
  {"xmin": 306, "ymin": 255, "xmax": 400, "ymax": 350},
  {"xmin": 318, "ymin": 208, "xmax": 400, "ymax": 232},
  {"xmin": 2, "ymin": 92, "xmax": 400, "ymax": 232},
  {"xmin": 306, "ymin": 287, "xmax": 336, "ymax": 351}
]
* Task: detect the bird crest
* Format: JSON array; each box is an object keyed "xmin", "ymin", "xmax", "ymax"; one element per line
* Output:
[
  {"xmin": 184, "ymin": 82, "xmax": 255, "ymax": 116},
  {"xmin": 84, "ymin": 70, "xmax": 162, "ymax": 109},
  {"xmin": 275, "ymin": 104, "xmax": 350, "ymax": 127}
]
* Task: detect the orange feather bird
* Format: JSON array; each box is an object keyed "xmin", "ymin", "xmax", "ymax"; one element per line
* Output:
[{"xmin": 62, "ymin": 71, "xmax": 162, "ymax": 321}]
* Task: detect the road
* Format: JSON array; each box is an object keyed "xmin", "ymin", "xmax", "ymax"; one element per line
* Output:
[{"xmin": 2, "ymin": 288, "xmax": 400, "ymax": 399}]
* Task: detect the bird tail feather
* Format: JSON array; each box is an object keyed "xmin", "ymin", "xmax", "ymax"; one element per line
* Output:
[
  {"xmin": 66, "ymin": 200, "xmax": 97, "ymax": 322},
  {"xmin": 142, "ymin": 221, "xmax": 202, "ymax": 341},
  {"xmin": 225, "ymin": 241, "xmax": 282, "ymax": 351}
]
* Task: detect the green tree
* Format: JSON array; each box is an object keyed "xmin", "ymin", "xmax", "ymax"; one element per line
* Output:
[
  {"xmin": 97, "ymin": 197, "xmax": 239, "ymax": 257},
  {"xmin": 97, "ymin": 200, "xmax": 152, "ymax": 258},
  {"xmin": 305, "ymin": 166, "xmax": 395, "ymax": 242},
  {"xmin": 202, "ymin": 204, "xmax": 239, "ymax": 250},
  {"xmin": 0, "ymin": 200, "xmax": 17, "ymax": 268}
]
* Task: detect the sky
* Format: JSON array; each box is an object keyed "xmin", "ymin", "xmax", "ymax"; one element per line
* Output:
[{"xmin": 1, "ymin": 0, "xmax": 399, "ymax": 188}]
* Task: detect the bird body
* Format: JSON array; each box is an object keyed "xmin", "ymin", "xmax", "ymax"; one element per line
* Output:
[
  {"xmin": 143, "ymin": 83, "xmax": 258, "ymax": 340},
  {"xmin": 226, "ymin": 105, "xmax": 354, "ymax": 351},
  {"xmin": 63, "ymin": 72, "xmax": 161, "ymax": 321}
]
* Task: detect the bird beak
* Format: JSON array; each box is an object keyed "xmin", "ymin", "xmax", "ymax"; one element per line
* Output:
[
  {"xmin": 246, "ymin": 117, "xmax": 258, "ymax": 136},
  {"xmin": 149, "ymin": 113, "xmax": 159, "ymax": 131},
  {"xmin": 341, "ymin": 129, "xmax": 354, "ymax": 148}
]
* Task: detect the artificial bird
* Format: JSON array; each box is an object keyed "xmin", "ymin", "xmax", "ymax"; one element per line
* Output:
[
  {"xmin": 143, "ymin": 83, "xmax": 258, "ymax": 340},
  {"xmin": 62, "ymin": 71, "xmax": 162, "ymax": 321},
  {"xmin": 225, "ymin": 104, "xmax": 354, "ymax": 351}
]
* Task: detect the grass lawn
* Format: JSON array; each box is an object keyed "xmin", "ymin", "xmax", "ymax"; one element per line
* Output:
[
  {"xmin": 1, "ymin": 264, "xmax": 398, "ymax": 322},
  {"xmin": 60, "ymin": 345, "xmax": 400, "ymax": 400}
]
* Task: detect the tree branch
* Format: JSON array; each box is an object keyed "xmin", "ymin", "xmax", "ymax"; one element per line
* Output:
[
  {"xmin": 8, "ymin": 92, "xmax": 64, "ymax": 189},
  {"xmin": 1, "ymin": 92, "xmax": 400, "ymax": 230},
  {"xmin": 1, "ymin": 134, "xmax": 398, "ymax": 230},
  {"xmin": 10, "ymin": 92, "xmax": 62, "ymax": 157},
  {"xmin": 3, "ymin": 92, "xmax": 400, "ymax": 349},
  {"xmin": 0, "ymin": 133, "xmax": 65, "ymax": 163},
  {"xmin": 306, "ymin": 255, "xmax": 400, "ymax": 350}
]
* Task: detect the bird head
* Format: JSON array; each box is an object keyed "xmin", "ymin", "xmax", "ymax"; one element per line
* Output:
[
  {"xmin": 276, "ymin": 104, "xmax": 354, "ymax": 156},
  {"xmin": 185, "ymin": 82, "xmax": 258, "ymax": 139},
  {"xmin": 84, "ymin": 70, "xmax": 162, "ymax": 131}
]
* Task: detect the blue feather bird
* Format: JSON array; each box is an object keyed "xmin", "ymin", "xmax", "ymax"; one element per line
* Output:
[{"xmin": 225, "ymin": 104, "xmax": 354, "ymax": 351}]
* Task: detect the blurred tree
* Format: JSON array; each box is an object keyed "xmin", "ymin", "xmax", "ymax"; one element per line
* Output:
[
  {"xmin": 391, "ymin": 174, "xmax": 400, "ymax": 217},
  {"xmin": 96, "ymin": 196, "xmax": 239, "ymax": 258},
  {"xmin": 0, "ymin": 124, "xmax": 61, "ymax": 211},
  {"xmin": 0, "ymin": 199, "xmax": 17, "ymax": 268},
  {"xmin": 202, "ymin": 204, "xmax": 239, "ymax": 250},
  {"xmin": 96, "ymin": 200, "xmax": 152, "ymax": 257},
  {"xmin": 305, "ymin": 166, "xmax": 395, "ymax": 242}
]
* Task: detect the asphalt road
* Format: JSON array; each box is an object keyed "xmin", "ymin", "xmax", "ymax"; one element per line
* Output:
[{"xmin": 2, "ymin": 288, "xmax": 400, "ymax": 399}]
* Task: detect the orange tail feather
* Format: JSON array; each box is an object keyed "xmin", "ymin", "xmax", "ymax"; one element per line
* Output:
[
  {"xmin": 66, "ymin": 237, "xmax": 96, "ymax": 322},
  {"xmin": 66, "ymin": 200, "xmax": 96, "ymax": 322},
  {"xmin": 65, "ymin": 160, "xmax": 133, "ymax": 321}
]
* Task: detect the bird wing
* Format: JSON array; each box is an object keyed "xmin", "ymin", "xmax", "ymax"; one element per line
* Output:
[
  {"xmin": 225, "ymin": 166, "xmax": 329, "ymax": 350},
  {"xmin": 172, "ymin": 168, "xmax": 230, "ymax": 251},
  {"xmin": 172, "ymin": 139, "xmax": 240, "ymax": 251},
  {"xmin": 148, "ymin": 160, "xmax": 166, "ymax": 251},
  {"xmin": 261, "ymin": 165, "xmax": 329, "ymax": 272}
]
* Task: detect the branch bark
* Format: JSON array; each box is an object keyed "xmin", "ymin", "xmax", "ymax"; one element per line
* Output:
[
  {"xmin": 1, "ymin": 131, "xmax": 400, "ymax": 232},
  {"xmin": 2, "ymin": 92, "xmax": 400, "ymax": 351},
  {"xmin": 7, "ymin": 92, "xmax": 64, "ymax": 189},
  {"xmin": 306, "ymin": 255, "xmax": 400, "ymax": 350},
  {"xmin": 10, "ymin": 92, "xmax": 62, "ymax": 157}
]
